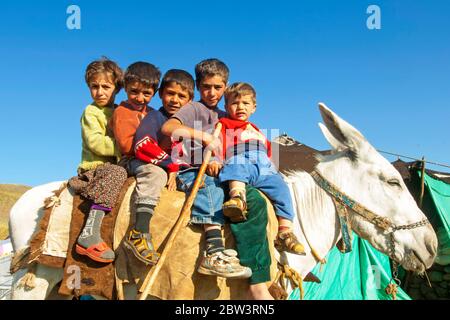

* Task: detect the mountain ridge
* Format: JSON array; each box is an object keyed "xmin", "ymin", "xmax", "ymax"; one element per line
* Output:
[{"xmin": 0, "ymin": 184, "xmax": 31, "ymax": 239}]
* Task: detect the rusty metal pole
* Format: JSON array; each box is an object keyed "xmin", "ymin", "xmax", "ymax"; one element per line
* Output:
[{"xmin": 419, "ymin": 157, "xmax": 426, "ymax": 208}]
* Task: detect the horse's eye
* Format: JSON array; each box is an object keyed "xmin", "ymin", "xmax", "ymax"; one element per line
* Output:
[{"xmin": 387, "ymin": 179, "xmax": 401, "ymax": 187}]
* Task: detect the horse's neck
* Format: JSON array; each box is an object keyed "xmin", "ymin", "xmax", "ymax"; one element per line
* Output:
[{"xmin": 285, "ymin": 170, "xmax": 341, "ymax": 278}]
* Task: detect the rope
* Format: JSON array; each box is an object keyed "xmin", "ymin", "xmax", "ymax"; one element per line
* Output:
[
  {"xmin": 18, "ymin": 264, "xmax": 37, "ymax": 290},
  {"xmin": 385, "ymin": 283, "xmax": 398, "ymax": 300},
  {"xmin": 378, "ymin": 150, "xmax": 450, "ymax": 169},
  {"xmin": 276, "ymin": 263, "xmax": 304, "ymax": 300},
  {"xmin": 423, "ymin": 270, "xmax": 432, "ymax": 288}
]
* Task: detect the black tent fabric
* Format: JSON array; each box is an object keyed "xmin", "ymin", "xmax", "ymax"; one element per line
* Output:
[{"xmin": 273, "ymin": 134, "xmax": 329, "ymax": 174}]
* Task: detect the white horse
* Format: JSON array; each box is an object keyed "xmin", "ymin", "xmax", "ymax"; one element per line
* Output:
[{"xmin": 8, "ymin": 103, "xmax": 437, "ymax": 300}]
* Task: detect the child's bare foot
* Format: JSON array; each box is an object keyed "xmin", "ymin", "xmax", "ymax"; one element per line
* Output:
[{"xmin": 247, "ymin": 283, "xmax": 275, "ymax": 300}]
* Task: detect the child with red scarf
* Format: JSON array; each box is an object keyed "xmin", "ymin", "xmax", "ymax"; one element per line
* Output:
[{"xmin": 217, "ymin": 82, "xmax": 305, "ymax": 255}]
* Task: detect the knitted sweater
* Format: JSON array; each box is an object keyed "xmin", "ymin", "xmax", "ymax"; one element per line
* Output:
[
  {"xmin": 79, "ymin": 103, "xmax": 119, "ymax": 171},
  {"xmin": 134, "ymin": 107, "xmax": 189, "ymax": 173},
  {"xmin": 111, "ymin": 101, "xmax": 152, "ymax": 156}
]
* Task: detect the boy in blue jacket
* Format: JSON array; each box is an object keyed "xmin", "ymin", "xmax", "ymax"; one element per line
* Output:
[{"xmin": 124, "ymin": 69, "xmax": 193, "ymax": 264}]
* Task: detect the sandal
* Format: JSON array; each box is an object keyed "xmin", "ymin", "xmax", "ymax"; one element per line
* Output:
[
  {"xmin": 75, "ymin": 242, "xmax": 115, "ymax": 263},
  {"xmin": 223, "ymin": 194, "xmax": 248, "ymax": 222},
  {"xmin": 274, "ymin": 231, "xmax": 306, "ymax": 255},
  {"xmin": 124, "ymin": 229, "xmax": 160, "ymax": 265}
]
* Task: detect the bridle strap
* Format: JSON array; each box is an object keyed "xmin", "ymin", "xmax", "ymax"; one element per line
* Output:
[
  {"xmin": 310, "ymin": 169, "xmax": 430, "ymax": 294},
  {"xmin": 310, "ymin": 171, "xmax": 430, "ymax": 232},
  {"xmin": 331, "ymin": 197, "xmax": 353, "ymax": 253}
]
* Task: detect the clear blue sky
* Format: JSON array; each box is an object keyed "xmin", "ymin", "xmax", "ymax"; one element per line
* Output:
[{"xmin": 1, "ymin": 0, "xmax": 449, "ymax": 186}]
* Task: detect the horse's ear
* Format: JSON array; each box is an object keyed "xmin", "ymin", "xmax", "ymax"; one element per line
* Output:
[
  {"xmin": 318, "ymin": 123, "xmax": 346, "ymax": 151},
  {"xmin": 318, "ymin": 102, "xmax": 366, "ymax": 152}
]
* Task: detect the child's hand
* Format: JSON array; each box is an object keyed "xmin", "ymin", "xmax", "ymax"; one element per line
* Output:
[
  {"xmin": 203, "ymin": 133, "xmax": 221, "ymax": 157},
  {"xmin": 167, "ymin": 172, "xmax": 177, "ymax": 191},
  {"xmin": 206, "ymin": 161, "xmax": 223, "ymax": 177}
]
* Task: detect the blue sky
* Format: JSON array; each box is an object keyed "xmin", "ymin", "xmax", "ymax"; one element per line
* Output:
[{"xmin": 0, "ymin": 0, "xmax": 449, "ymax": 186}]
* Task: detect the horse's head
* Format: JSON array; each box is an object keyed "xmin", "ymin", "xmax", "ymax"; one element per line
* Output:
[{"xmin": 315, "ymin": 103, "xmax": 437, "ymax": 273}]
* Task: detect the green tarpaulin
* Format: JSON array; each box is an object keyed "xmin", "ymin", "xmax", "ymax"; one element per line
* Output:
[
  {"xmin": 289, "ymin": 234, "xmax": 410, "ymax": 300},
  {"xmin": 420, "ymin": 171, "xmax": 450, "ymax": 265}
]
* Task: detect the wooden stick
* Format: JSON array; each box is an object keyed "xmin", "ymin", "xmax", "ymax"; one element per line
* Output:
[
  {"xmin": 115, "ymin": 269, "xmax": 125, "ymax": 300},
  {"xmin": 137, "ymin": 123, "xmax": 222, "ymax": 300}
]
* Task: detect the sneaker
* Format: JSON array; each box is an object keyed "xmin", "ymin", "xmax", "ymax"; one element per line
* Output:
[
  {"xmin": 197, "ymin": 249, "xmax": 252, "ymax": 279},
  {"xmin": 124, "ymin": 229, "xmax": 160, "ymax": 265},
  {"xmin": 223, "ymin": 196, "xmax": 248, "ymax": 222},
  {"xmin": 274, "ymin": 231, "xmax": 306, "ymax": 255}
]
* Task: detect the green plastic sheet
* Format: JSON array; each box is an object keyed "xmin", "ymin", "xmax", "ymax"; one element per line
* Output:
[
  {"xmin": 420, "ymin": 172, "xmax": 450, "ymax": 264},
  {"xmin": 289, "ymin": 234, "xmax": 410, "ymax": 300}
]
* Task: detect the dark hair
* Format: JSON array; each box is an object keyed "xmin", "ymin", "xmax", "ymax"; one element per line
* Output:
[
  {"xmin": 85, "ymin": 57, "xmax": 123, "ymax": 92},
  {"xmin": 124, "ymin": 61, "xmax": 161, "ymax": 93},
  {"xmin": 224, "ymin": 82, "xmax": 257, "ymax": 105},
  {"xmin": 159, "ymin": 69, "xmax": 195, "ymax": 99},
  {"xmin": 195, "ymin": 58, "xmax": 229, "ymax": 87}
]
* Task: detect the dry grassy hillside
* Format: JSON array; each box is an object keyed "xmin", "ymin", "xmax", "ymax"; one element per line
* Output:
[{"xmin": 0, "ymin": 184, "xmax": 31, "ymax": 239}]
